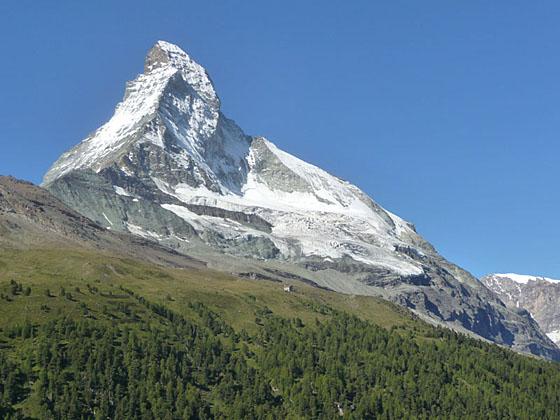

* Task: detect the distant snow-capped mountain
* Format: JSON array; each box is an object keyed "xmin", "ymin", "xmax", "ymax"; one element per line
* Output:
[
  {"xmin": 482, "ymin": 273, "xmax": 560, "ymax": 346},
  {"xmin": 42, "ymin": 40, "xmax": 559, "ymax": 360}
]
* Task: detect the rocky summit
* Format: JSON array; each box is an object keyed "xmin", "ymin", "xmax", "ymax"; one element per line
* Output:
[
  {"xmin": 42, "ymin": 41, "xmax": 559, "ymax": 360},
  {"xmin": 482, "ymin": 273, "xmax": 560, "ymax": 347}
]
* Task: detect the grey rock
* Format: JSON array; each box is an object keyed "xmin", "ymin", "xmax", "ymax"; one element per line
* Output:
[
  {"xmin": 0, "ymin": 175, "xmax": 203, "ymax": 269},
  {"xmin": 482, "ymin": 274, "xmax": 560, "ymax": 347}
]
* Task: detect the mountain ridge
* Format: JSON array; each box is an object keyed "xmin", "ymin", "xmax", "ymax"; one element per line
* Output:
[
  {"xmin": 0, "ymin": 175, "xmax": 203, "ymax": 270},
  {"xmin": 482, "ymin": 273, "xmax": 560, "ymax": 346}
]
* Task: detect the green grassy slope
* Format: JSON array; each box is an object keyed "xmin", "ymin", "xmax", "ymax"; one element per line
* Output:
[
  {"xmin": 0, "ymin": 248, "xmax": 415, "ymax": 333},
  {"xmin": 1, "ymin": 248, "xmax": 560, "ymax": 419}
]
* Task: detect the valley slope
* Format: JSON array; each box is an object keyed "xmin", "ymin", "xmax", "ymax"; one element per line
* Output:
[{"xmin": 1, "ymin": 181, "xmax": 560, "ymax": 418}]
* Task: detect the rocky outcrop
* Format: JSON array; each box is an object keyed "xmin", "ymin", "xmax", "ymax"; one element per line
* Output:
[
  {"xmin": 482, "ymin": 274, "xmax": 560, "ymax": 346},
  {"xmin": 0, "ymin": 175, "xmax": 203, "ymax": 269}
]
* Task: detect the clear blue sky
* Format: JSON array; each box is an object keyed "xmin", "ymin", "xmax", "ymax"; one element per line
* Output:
[{"xmin": 1, "ymin": 1, "xmax": 559, "ymax": 278}]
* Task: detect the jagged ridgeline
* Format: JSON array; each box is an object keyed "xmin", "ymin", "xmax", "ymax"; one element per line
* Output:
[
  {"xmin": 42, "ymin": 41, "xmax": 559, "ymax": 360},
  {"xmin": 483, "ymin": 273, "xmax": 560, "ymax": 347}
]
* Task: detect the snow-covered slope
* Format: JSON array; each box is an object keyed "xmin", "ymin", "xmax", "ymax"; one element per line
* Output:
[
  {"xmin": 44, "ymin": 41, "xmax": 425, "ymax": 276},
  {"xmin": 43, "ymin": 41, "xmax": 560, "ymax": 360},
  {"xmin": 482, "ymin": 273, "xmax": 560, "ymax": 346},
  {"xmin": 486, "ymin": 273, "xmax": 559, "ymax": 285}
]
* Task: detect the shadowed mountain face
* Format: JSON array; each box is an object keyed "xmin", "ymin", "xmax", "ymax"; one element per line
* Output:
[
  {"xmin": 41, "ymin": 41, "xmax": 559, "ymax": 360},
  {"xmin": 0, "ymin": 176, "xmax": 202, "ymax": 270},
  {"xmin": 482, "ymin": 274, "xmax": 560, "ymax": 346}
]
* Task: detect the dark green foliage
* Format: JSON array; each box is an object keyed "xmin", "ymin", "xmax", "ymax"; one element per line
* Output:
[
  {"xmin": 0, "ymin": 352, "xmax": 28, "ymax": 418},
  {"xmin": 1, "ymin": 293, "xmax": 560, "ymax": 419}
]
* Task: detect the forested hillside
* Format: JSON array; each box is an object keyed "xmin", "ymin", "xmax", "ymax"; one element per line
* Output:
[{"xmin": 1, "ymin": 249, "xmax": 560, "ymax": 419}]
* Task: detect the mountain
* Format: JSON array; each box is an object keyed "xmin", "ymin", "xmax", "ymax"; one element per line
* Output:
[
  {"xmin": 482, "ymin": 273, "xmax": 560, "ymax": 346},
  {"xmin": 42, "ymin": 40, "xmax": 559, "ymax": 360}
]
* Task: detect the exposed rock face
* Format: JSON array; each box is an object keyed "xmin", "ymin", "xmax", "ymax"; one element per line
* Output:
[
  {"xmin": 0, "ymin": 175, "xmax": 202, "ymax": 270},
  {"xmin": 482, "ymin": 274, "xmax": 560, "ymax": 346},
  {"xmin": 42, "ymin": 41, "xmax": 559, "ymax": 360}
]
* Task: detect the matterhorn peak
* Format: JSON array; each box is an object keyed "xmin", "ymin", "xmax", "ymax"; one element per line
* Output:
[
  {"xmin": 42, "ymin": 41, "xmax": 224, "ymax": 186},
  {"xmin": 144, "ymin": 40, "xmax": 190, "ymax": 71},
  {"xmin": 144, "ymin": 40, "xmax": 219, "ymax": 108}
]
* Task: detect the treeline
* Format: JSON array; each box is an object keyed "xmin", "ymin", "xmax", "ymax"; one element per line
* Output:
[{"xmin": 1, "ymin": 294, "xmax": 560, "ymax": 419}]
